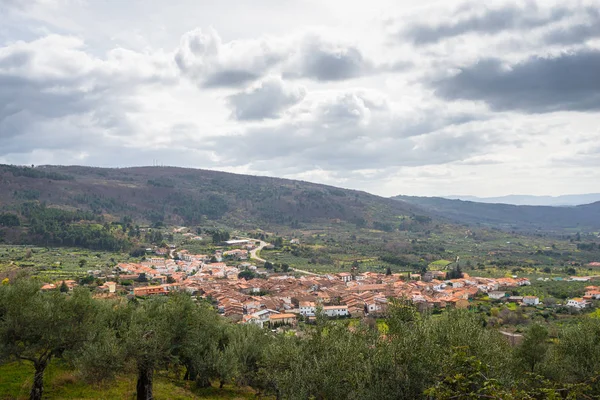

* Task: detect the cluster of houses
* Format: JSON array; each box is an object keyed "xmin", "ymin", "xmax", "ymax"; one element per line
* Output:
[
  {"xmin": 102, "ymin": 253, "xmax": 571, "ymax": 327},
  {"xmin": 39, "ymin": 244, "xmax": 600, "ymax": 328}
]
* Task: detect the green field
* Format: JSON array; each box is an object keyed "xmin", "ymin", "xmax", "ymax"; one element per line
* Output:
[
  {"xmin": 428, "ymin": 259, "xmax": 452, "ymax": 269},
  {"xmin": 0, "ymin": 361, "xmax": 259, "ymax": 400},
  {"xmin": 0, "ymin": 245, "xmax": 136, "ymax": 281}
]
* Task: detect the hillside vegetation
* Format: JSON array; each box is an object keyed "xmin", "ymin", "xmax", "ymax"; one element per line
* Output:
[
  {"xmin": 394, "ymin": 195, "xmax": 600, "ymax": 232},
  {"xmin": 0, "ymin": 164, "xmax": 425, "ymax": 230}
]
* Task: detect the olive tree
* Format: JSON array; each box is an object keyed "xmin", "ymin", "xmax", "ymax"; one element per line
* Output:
[{"xmin": 0, "ymin": 280, "xmax": 99, "ymax": 400}]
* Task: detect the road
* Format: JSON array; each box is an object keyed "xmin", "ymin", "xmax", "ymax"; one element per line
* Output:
[
  {"xmin": 248, "ymin": 239, "xmax": 268, "ymax": 263},
  {"xmin": 246, "ymin": 239, "xmax": 321, "ymax": 276}
]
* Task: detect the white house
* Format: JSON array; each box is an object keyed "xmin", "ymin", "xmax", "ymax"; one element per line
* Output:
[
  {"xmin": 254, "ymin": 309, "xmax": 279, "ymax": 321},
  {"xmin": 224, "ymin": 239, "xmax": 250, "ymax": 246},
  {"xmin": 322, "ymin": 305, "xmax": 349, "ymax": 317},
  {"xmin": 567, "ymin": 298, "xmax": 589, "ymax": 309},
  {"xmin": 585, "ymin": 289, "xmax": 600, "ymax": 299},
  {"xmin": 488, "ymin": 291, "xmax": 507, "ymax": 300},
  {"xmin": 433, "ymin": 283, "xmax": 447, "ymax": 291},
  {"xmin": 337, "ymin": 272, "xmax": 353, "ymax": 283},
  {"xmin": 412, "ymin": 294, "xmax": 427, "ymax": 303},
  {"xmin": 522, "ymin": 296, "xmax": 540, "ymax": 306},
  {"xmin": 570, "ymin": 276, "xmax": 591, "ymax": 282},
  {"xmin": 299, "ymin": 301, "xmax": 316, "ymax": 316},
  {"xmin": 366, "ymin": 298, "xmax": 388, "ymax": 314}
]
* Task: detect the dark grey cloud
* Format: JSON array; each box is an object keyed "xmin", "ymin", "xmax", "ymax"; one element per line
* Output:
[
  {"xmin": 432, "ymin": 49, "xmax": 600, "ymax": 113},
  {"xmin": 541, "ymin": 7, "xmax": 600, "ymax": 45},
  {"xmin": 202, "ymin": 70, "xmax": 259, "ymax": 88},
  {"xmin": 400, "ymin": 2, "xmax": 600, "ymax": 45},
  {"xmin": 226, "ymin": 76, "xmax": 306, "ymax": 120},
  {"xmin": 286, "ymin": 34, "xmax": 372, "ymax": 81},
  {"xmin": 206, "ymin": 91, "xmax": 492, "ymax": 173}
]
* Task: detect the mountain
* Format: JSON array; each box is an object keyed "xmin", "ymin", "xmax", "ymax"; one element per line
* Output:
[
  {"xmin": 393, "ymin": 195, "xmax": 600, "ymax": 232},
  {"xmin": 444, "ymin": 193, "xmax": 600, "ymax": 206},
  {"xmin": 0, "ymin": 164, "xmax": 428, "ymax": 230}
]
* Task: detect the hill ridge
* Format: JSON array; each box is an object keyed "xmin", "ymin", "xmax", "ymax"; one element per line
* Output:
[
  {"xmin": 393, "ymin": 194, "xmax": 600, "ymax": 231},
  {"xmin": 0, "ymin": 164, "xmax": 426, "ymax": 230}
]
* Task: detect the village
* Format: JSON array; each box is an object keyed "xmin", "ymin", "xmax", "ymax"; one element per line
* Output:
[{"xmin": 38, "ymin": 236, "xmax": 600, "ymax": 330}]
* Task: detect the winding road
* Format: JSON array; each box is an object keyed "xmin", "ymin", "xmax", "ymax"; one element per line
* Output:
[
  {"xmin": 248, "ymin": 240, "xmax": 268, "ymax": 263},
  {"xmin": 246, "ymin": 239, "xmax": 321, "ymax": 276}
]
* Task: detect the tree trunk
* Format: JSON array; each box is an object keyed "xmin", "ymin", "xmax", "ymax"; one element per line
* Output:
[
  {"xmin": 195, "ymin": 375, "xmax": 211, "ymax": 388},
  {"xmin": 184, "ymin": 365, "xmax": 197, "ymax": 381},
  {"xmin": 29, "ymin": 360, "xmax": 47, "ymax": 400},
  {"xmin": 136, "ymin": 366, "xmax": 154, "ymax": 400}
]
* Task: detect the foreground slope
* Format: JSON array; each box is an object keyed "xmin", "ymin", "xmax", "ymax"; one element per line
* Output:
[{"xmin": 394, "ymin": 195, "xmax": 600, "ymax": 231}]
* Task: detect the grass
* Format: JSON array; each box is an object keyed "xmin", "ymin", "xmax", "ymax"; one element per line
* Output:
[
  {"xmin": 0, "ymin": 361, "xmax": 260, "ymax": 400},
  {"xmin": 0, "ymin": 245, "xmax": 134, "ymax": 281},
  {"xmin": 428, "ymin": 260, "xmax": 452, "ymax": 269}
]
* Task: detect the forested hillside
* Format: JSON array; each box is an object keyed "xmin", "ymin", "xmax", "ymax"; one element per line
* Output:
[
  {"xmin": 0, "ymin": 164, "xmax": 424, "ymax": 229},
  {"xmin": 0, "ymin": 165, "xmax": 443, "ymax": 251},
  {"xmin": 393, "ymin": 195, "xmax": 600, "ymax": 232}
]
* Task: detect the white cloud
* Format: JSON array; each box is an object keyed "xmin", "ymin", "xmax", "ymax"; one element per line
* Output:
[
  {"xmin": 174, "ymin": 27, "xmax": 385, "ymax": 88},
  {"xmin": 174, "ymin": 27, "xmax": 285, "ymax": 88},
  {"xmin": 1, "ymin": 0, "xmax": 600, "ymax": 198}
]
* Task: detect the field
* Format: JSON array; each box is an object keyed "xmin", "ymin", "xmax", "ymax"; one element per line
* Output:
[
  {"xmin": 257, "ymin": 221, "xmax": 600, "ymax": 276},
  {"xmin": 0, "ymin": 362, "xmax": 259, "ymax": 400},
  {"xmin": 0, "ymin": 245, "xmax": 139, "ymax": 281}
]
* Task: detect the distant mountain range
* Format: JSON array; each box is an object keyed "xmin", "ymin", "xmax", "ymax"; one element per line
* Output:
[
  {"xmin": 393, "ymin": 195, "xmax": 600, "ymax": 232},
  {"xmin": 444, "ymin": 194, "xmax": 600, "ymax": 206}
]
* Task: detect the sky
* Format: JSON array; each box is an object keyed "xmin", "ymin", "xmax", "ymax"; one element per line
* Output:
[{"xmin": 1, "ymin": 0, "xmax": 600, "ymax": 197}]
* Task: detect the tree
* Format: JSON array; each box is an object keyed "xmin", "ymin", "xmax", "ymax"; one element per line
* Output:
[
  {"xmin": 238, "ymin": 270, "xmax": 256, "ymax": 280},
  {"xmin": 446, "ymin": 265, "xmax": 463, "ymax": 280},
  {"xmin": 565, "ymin": 267, "xmax": 577, "ymax": 275},
  {"xmin": 515, "ymin": 323, "xmax": 549, "ymax": 373},
  {"xmin": 424, "ymin": 347, "xmax": 526, "ymax": 399},
  {"xmin": 0, "ymin": 213, "xmax": 20, "ymax": 227},
  {"xmin": 273, "ymin": 237, "xmax": 283, "ymax": 249},
  {"xmin": 78, "ymin": 259, "xmax": 87, "ymax": 268},
  {"xmin": 157, "ymin": 293, "xmax": 223, "ymax": 387},
  {"xmin": 59, "ymin": 281, "xmax": 69, "ymax": 293},
  {"xmin": 0, "ymin": 280, "xmax": 98, "ymax": 400},
  {"xmin": 91, "ymin": 294, "xmax": 227, "ymax": 400},
  {"xmin": 386, "ymin": 299, "xmax": 420, "ymax": 336},
  {"xmin": 552, "ymin": 318, "xmax": 600, "ymax": 383},
  {"xmin": 166, "ymin": 276, "xmax": 176, "ymax": 284},
  {"xmin": 386, "ymin": 267, "xmax": 392, "ymax": 276},
  {"xmin": 120, "ymin": 297, "xmax": 180, "ymax": 400},
  {"xmin": 264, "ymin": 261, "xmax": 273, "ymax": 270}
]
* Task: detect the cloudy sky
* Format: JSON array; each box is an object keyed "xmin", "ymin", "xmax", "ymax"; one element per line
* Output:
[{"xmin": 1, "ymin": 0, "xmax": 599, "ymax": 197}]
